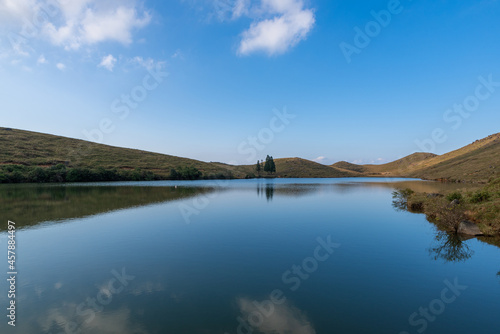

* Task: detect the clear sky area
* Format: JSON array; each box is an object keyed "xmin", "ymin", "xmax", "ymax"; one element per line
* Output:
[{"xmin": 1, "ymin": 0, "xmax": 499, "ymax": 165}]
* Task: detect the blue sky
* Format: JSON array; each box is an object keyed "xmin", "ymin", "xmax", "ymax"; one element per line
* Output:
[{"xmin": 1, "ymin": 0, "xmax": 499, "ymax": 165}]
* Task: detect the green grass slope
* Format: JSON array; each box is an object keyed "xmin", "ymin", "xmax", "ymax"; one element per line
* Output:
[
  {"xmin": 363, "ymin": 152, "xmax": 438, "ymax": 175},
  {"xmin": 408, "ymin": 133, "xmax": 500, "ymax": 182},
  {"xmin": 0, "ymin": 128, "xmax": 355, "ymax": 180},
  {"xmin": 330, "ymin": 161, "xmax": 366, "ymax": 174},
  {"xmin": 273, "ymin": 158, "xmax": 357, "ymax": 178},
  {"xmin": 331, "ymin": 133, "xmax": 500, "ymax": 183},
  {"xmin": 331, "ymin": 153, "xmax": 437, "ymax": 176},
  {"xmin": 0, "ymin": 127, "xmax": 240, "ymax": 178},
  {"xmin": 2, "ymin": 127, "xmax": 499, "ymax": 182}
]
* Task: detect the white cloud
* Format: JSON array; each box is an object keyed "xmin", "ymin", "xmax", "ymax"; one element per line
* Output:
[
  {"xmin": 351, "ymin": 158, "xmax": 388, "ymax": 165},
  {"xmin": 232, "ymin": 0, "xmax": 250, "ymax": 19},
  {"xmin": 98, "ymin": 54, "xmax": 117, "ymax": 71},
  {"xmin": 39, "ymin": 306, "xmax": 146, "ymax": 334},
  {"xmin": 237, "ymin": 0, "xmax": 315, "ymax": 56},
  {"xmin": 1, "ymin": 1, "xmax": 151, "ymax": 52},
  {"xmin": 56, "ymin": 62, "xmax": 65, "ymax": 70},
  {"xmin": 42, "ymin": 1, "xmax": 151, "ymax": 50},
  {"xmin": 130, "ymin": 56, "xmax": 165, "ymax": 71},
  {"xmin": 0, "ymin": 0, "xmax": 37, "ymax": 23},
  {"xmin": 209, "ymin": 0, "xmax": 314, "ymax": 55},
  {"xmin": 261, "ymin": 0, "xmax": 304, "ymax": 14},
  {"xmin": 238, "ymin": 298, "xmax": 316, "ymax": 334},
  {"xmin": 313, "ymin": 156, "xmax": 328, "ymax": 164},
  {"xmin": 37, "ymin": 54, "xmax": 47, "ymax": 64},
  {"xmin": 171, "ymin": 49, "xmax": 183, "ymax": 59}
]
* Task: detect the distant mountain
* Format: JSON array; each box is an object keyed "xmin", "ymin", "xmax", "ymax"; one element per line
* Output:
[
  {"xmin": 407, "ymin": 133, "xmax": 500, "ymax": 182},
  {"xmin": 1, "ymin": 127, "xmax": 499, "ymax": 182},
  {"xmin": 332, "ymin": 134, "xmax": 500, "ymax": 182},
  {"xmin": 273, "ymin": 158, "xmax": 356, "ymax": 178},
  {"xmin": 332, "ymin": 152, "xmax": 438, "ymax": 176}
]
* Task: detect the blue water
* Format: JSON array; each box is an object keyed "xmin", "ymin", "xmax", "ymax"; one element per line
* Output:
[{"xmin": 0, "ymin": 178, "xmax": 498, "ymax": 333}]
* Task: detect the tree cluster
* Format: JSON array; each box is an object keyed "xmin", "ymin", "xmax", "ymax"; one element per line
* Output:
[
  {"xmin": 169, "ymin": 167, "xmax": 202, "ymax": 180},
  {"xmin": 0, "ymin": 164, "xmax": 160, "ymax": 183},
  {"xmin": 264, "ymin": 155, "xmax": 276, "ymax": 174},
  {"xmin": 255, "ymin": 155, "xmax": 276, "ymax": 175}
]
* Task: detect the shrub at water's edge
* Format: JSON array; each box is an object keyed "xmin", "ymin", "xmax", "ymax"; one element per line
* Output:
[
  {"xmin": 400, "ymin": 178, "xmax": 500, "ymax": 241},
  {"xmin": 0, "ymin": 164, "xmax": 229, "ymax": 183}
]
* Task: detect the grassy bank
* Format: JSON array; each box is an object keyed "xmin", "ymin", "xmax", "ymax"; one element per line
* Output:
[
  {"xmin": 0, "ymin": 128, "xmax": 245, "ymax": 180},
  {"xmin": 400, "ymin": 178, "xmax": 500, "ymax": 242},
  {"xmin": 0, "ymin": 164, "xmax": 240, "ymax": 183}
]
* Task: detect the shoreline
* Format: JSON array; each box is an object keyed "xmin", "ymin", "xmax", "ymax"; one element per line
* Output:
[{"xmin": 400, "ymin": 178, "xmax": 500, "ymax": 246}]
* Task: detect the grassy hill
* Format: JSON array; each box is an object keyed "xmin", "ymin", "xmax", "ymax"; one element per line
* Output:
[
  {"xmin": 331, "ymin": 134, "xmax": 500, "ymax": 183},
  {"xmin": 273, "ymin": 158, "xmax": 356, "ymax": 178},
  {"xmin": 407, "ymin": 133, "xmax": 500, "ymax": 182},
  {"xmin": 0, "ymin": 127, "xmax": 241, "ymax": 179},
  {"xmin": 332, "ymin": 153, "xmax": 438, "ymax": 176},
  {"xmin": 330, "ymin": 161, "xmax": 366, "ymax": 175},
  {"xmin": 1, "ymin": 127, "xmax": 499, "ymax": 183},
  {"xmin": 0, "ymin": 128, "xmax": 355, "ymax": 181},
  {"xmin": 194, "ymin": 158, "xmax": 357, "ymax": 179}
]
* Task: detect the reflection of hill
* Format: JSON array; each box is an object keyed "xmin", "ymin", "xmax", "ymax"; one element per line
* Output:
[
  {"xmin": 0, "ymin": 185, "xmax": 212, "ymax": 230},
  {"xmin": 254, "ymin": 181, "xmax": 477, "ymax": 199}
]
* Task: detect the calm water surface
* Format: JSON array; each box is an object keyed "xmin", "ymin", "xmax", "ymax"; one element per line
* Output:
[{"xmin": 0, "ymin": 178, "xmax": 498, "ymax": 334}]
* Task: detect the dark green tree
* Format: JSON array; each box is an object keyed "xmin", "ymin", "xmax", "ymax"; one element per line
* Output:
[
  {"xmin": 264, "ymin": 156, "xmax": 271, "ymax": 173},
  {"xmin": 264, "ymin": 155, "xmax": 276, "ymax": 174},
  {"xmin": 169, "ymin": 168, "xmax": 180, "ymax": 180},
  {"xmin": 256, "ymin": 160, "xmax": 261, "ymax": 174},
  {"xmin": 270, "ymin": 158, "xmax": 276, "ymax": 174}
]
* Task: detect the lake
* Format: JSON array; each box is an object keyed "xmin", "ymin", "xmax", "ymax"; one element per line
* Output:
[{"xmin": 0, "ymin": 178, "xmax": 499, "ymax": 334}]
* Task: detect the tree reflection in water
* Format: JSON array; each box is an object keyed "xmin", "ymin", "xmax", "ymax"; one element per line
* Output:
[
  {"xmin": 428, "ymin": 231, "xmax": 474, "ymax": 263},
  {"xmin": 256, "ymin": 183, "xmax": 274, "ymax": 201},
  {"xmin": 391, "ymin": 188, "xmax": 414, "ymax": 211},
  {"xmin": 265, "ymin": 184, "xmax": 274, "ymax": 201}
]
